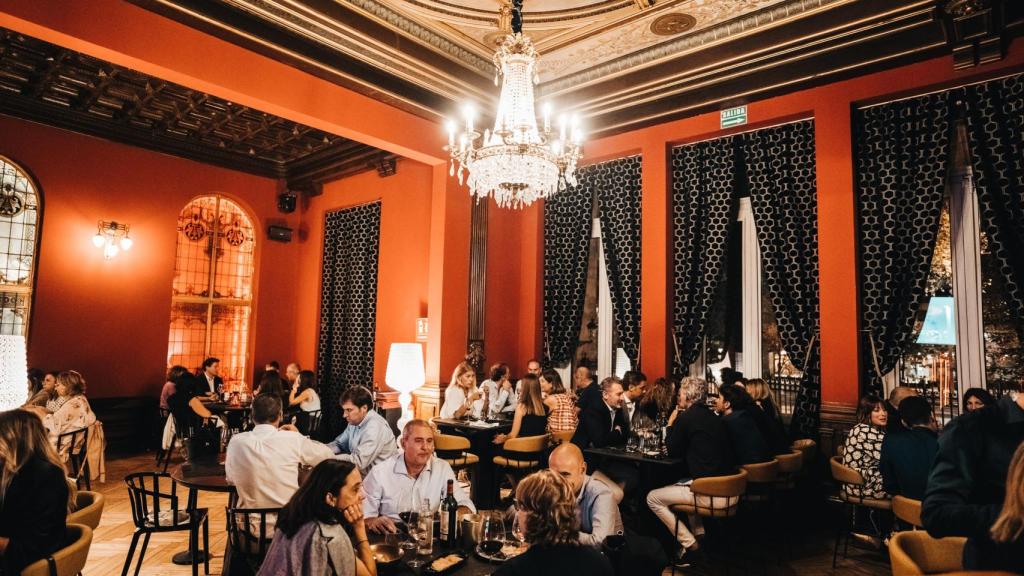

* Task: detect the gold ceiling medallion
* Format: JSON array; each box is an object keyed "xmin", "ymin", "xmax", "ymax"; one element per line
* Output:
[
  {"xmin": 650, "ymin": 13, "xmax": 696, "ymax": 36},
  {"xmin": 0, "ymin": 183, "xmax": 24, "ymax": 218}
]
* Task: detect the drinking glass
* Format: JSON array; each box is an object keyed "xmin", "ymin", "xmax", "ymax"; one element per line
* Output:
[
  {"xmin": 410, "ymin": 502, "xmax": 433, "ymax": 568},
  {"xmin": 398, "ymin": 492, "xmax": 419, "ymax": 552},
  {"xmin": 479, "ymin": 511, "xmax": 506, "ymax": 556},
  {"xmin": 510, "ymin": 512, "xmax": 526, "ymax": 551}
]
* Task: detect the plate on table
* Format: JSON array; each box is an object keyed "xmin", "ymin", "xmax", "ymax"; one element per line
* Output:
[
  {"xmin": 475, "ymin": 540, "xmax": 527, "ymax": 563},
  {"xmin": 370, "ymin": 544, "xmax": 404, "ymax": 566},
  {"xmin": 425, "ymin": 553, "xmax": 467, "ymax": 574}
]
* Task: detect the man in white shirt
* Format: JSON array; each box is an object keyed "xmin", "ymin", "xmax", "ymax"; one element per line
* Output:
[
  {"xmin": 326, "ymin": 386, "xmax": 398, "ymax": 476},
  {"xmin": 225, "ymin": 394, "xmax": 334, "ymax": 513},
  {"xmin": 362, "ymin": 419, "xmax": 476, "ymax": 533},
  {"xmin": 479, "ymin": 363, "xmax": 517, "ymax": 417}
]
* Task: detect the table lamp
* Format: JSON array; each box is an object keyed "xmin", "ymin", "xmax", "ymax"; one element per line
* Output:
[
  {"xmin": 0, "ymin": 335, "xmax": 27, "ymax": 411},
  {"xmin": 386, "ymin": 342, "xmax": 425, "ymax": 431}
]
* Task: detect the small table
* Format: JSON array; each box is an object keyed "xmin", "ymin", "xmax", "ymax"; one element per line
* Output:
[
  {"xmin": 169, "ymin": 463, "xmax": 237, "ymax": 566},
  {"xmin": 370, "ymin": 521, "xmax": 508, "ymax": 576},
  {"xmin": 583, "ymin": 447, "xmax": 684, "ymax": 511},
  {"xmin": 434, "ymin": 418, "xmax": 513, "ymax": 510},
  {"xmin": 583, "ymin": 447, "xmax": 683, "ymax": 468}
]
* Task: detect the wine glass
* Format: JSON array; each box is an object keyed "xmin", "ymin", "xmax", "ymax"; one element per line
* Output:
[
  {"xmin": 398, "ymin": 491, "xmax": 418, "ymax": 552},
  {"xmin": 510, "ymin": 511, "xmax": 526, "ymax": 552},
  {"xmin": 479, "ymin": 511, "xmax": 506, "ymax": 557},
  {"xmin": 405, "ymin": 516, "xmax": 425, "ymax": 568}
]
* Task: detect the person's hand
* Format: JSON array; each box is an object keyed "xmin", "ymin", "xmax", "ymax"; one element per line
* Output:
[
  {"xmin": 365, "ymin": 516, "xmax": 398, "ymax": 534},
  {"xmin": 342, "ymin": 503, "xmax": 366, "ymax": 533},
  {"xmin": 469, "ymin": 391, "xmax": 481, "ymax": 402},
  {"xmin": 279, "ymin": 423, "xmax": 299, "ymax": 433},
  {"xmin": 501, "ymin": 380, "xmax": 512, "ymax": 391},
  {"xmin": 493, "ymin": 433, "xmax": 508, "ymax": 444}
]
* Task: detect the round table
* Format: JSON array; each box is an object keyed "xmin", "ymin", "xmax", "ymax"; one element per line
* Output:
[{"xmin": 169, "ymin": 463, "xmax": 236, "ymax": 566}]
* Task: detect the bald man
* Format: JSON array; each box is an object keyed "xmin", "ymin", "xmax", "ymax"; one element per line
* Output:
[{"xmin": 549, "ymin": 443, "xmax": 623, "ymax": 547}]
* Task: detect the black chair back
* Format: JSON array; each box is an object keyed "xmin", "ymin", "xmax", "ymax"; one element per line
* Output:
[
  {"xmin": 56, "ymin": 426, "xmax": 90, "ymax": 488},
  {"xmin": 124, "ymin": 472, "xmax": 190, "ymax": 530},
  {"xmin": 226, "ymin": 507, "xmax": 280, "ymax": 573},
  {"xmin": 296, "ymin": 410, "xmax": 322, "ymax": 437}
]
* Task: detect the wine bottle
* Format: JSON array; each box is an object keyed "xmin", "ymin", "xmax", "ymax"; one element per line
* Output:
[{"xmin": 440, "ymin": 479, "xmax": 458, "ymax": 547}]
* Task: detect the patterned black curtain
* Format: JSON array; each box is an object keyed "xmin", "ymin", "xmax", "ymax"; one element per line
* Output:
[
  {"xmin": 595, "ymin": 156, "xmax": 643, "ymax": 366},
  {"xmin": 854, "ymin": 92, "xmax": 953, "ymax": 394},
  {"xmin": 963, "ymin": 74, "xmax": 1024, "ymax": 330},
  {"xmin": 543, "ymin": 178, "xmax": 592, "ymax": 366},
  {"xmin": 317, "ymin": 202, "xmax": 381, "ymax": 439},
  {"xmin": 670, "ymin": 137, "xmax": 737, "ymax": 373},
  {"xmin": 740, "ymin": 120, "xmax": 821, "ymax": 438}
]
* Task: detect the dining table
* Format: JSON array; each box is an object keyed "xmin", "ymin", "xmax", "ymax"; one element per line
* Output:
[
  {"xmin": 433, "ymin": 417, "xmax": 513, "ymax": 510},
  {"xmin": 370, "ymin": 512, "xmax": 517, "ymax": 576},
  {"xmin": 169, "ymin": 462, "xmax": 237, "ymax": 568}
]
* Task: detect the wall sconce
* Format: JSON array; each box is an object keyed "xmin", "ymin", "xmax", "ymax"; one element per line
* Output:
[{"xmin": 92, "ymin": 220, "xmax": 133, "ymax": 259}]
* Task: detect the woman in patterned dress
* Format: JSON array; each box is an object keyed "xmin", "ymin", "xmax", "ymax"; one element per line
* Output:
[
  {"xmin": 540, "ymin": 369, "xmax": 578, "ymax": 434},
  {"xmin": 841, "ymin": 394, "xmax": 889, "ymax": 499}
]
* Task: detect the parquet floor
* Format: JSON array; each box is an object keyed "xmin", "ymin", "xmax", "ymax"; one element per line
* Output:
[{"xmin": 82, "ymin": 453, "xmax": 891, "ymax": 575}]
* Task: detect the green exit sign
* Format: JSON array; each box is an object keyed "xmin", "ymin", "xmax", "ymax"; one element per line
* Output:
[{"xmin": 720, "ymin": 105, "xmax": 747, "ymax": 129}]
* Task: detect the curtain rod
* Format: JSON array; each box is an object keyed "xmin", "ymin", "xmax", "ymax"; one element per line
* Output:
[
  {"xmin": 671, "ymin": 116, "xmax": 814, "ymax": 148},
  {"xmin": 858, "ymin": 69, "xmax": 1024, "ymax": 110}
]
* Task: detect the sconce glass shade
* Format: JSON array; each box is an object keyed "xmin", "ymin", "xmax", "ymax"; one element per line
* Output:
[
  {"xmin": 119, "ymin": 236, "xmax": 133, "ymax": 251},
  {"xmin": 103, "ymin": 243, "xmax": 119, "ymax": 260},
  {"xmin": 92, "ymin": 233, "xmax": 106, "ymax": 248},
  {"xmin": 0, "ymin": 335, "xmax": 27, "ymax": 411}
]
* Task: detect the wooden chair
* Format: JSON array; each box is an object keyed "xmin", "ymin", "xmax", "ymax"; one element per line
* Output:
[
  {"xmin": 20, "ymin": 523, "xmax": 93, "ymax": 576},
  {"xmin": 123, "ymin": 472, "xmax": 210, "ymax": 576},
  {"xmin": 68, "ymin": 490, "xmax": 105, "ymax": 530},
  {"xmin": 225, "ymin": 507, "xmax": 280, "ymax": 575},
  {"xmin": 436, "ymin": 434, "xmax": 480, "ymax": 497},
  {"xmin": 549, "ymin": 429, "xmax": 575, "ymax": 446},
  {"xmin": 889, "ymin": 530, "xmax": 966, "ymax": 576},
  {"xmin": 162, "ymin": 416, "xmax": 218, "ymax": 473},
  {"xmin": 740, "ymin": 458, "xmax": 780, "ymax": 503},
  {"xmin": 893, "ymin": 495, "xmax": 923, "ymax": 530},
  {"xmin": 493, "ymin": 434, "xmax": 548, "ymax": 492},
  {"xmin": 830, "ymin": 456, "xmax": 892, "ymax": 568},
  {"xmin": 668, "ymin": 469, "xmax": 748, "ymax": 576},
  {"xmin": 55, "ymin": 427, "xmax": 91, "ymax": 490}
]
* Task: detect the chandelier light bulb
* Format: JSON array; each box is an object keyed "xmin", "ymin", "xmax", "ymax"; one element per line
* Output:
[
  {"xmin": 120, "ymin": 236, "xmax": 134, "ymax": 251},
  {"xmin": 445, "ymin": 120, "xmax": 456, "ymax": 147},
  {"xmin": 103, "ymin": 242, "xmax": 119, "ymax": 260},
  {"xmin": 92, "ymin": 233, "xmax": 106, "ymax": 248}
]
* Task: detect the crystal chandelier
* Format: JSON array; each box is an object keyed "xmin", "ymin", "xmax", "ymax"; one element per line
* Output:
[{"xmin": 445, "ymin": 1, "xmax": 583, "ymax": 209}]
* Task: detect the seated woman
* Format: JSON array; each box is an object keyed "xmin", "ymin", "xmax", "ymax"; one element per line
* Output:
[
  {"xmin": 289, "ymin": 370, "xmax": 322, "ymax": 434},
  {"xmin": 160, "ymin": 365, "xmax": 190, "ymax": 411},
  {"xmin": 167, "ymin": 373, "xmax": 219, "ymax": 431},
  {"xmin": 494, "ymin": 374, "xmax": 549, "ymax": 445},
  {"xmin": 962, "ymin": 387, "xmax": 995, "ymax": 414},
  {"xmin": 977, "ymin": 442, "xmax": 1024, "ymax": 573},
  {"xmin": 258, "ymin": 459, "xmax": 376, "ymax": 576},
  {"xmin": 639, "ymin": 377, "xmax": 675, "ymax": 425},
  {"xmin": 439, "ymin": 361, "xmax": 482, "ymax": 419},
  {"xmin": 494, "ymin": 470, "xmax": 612, "ymax": 576},
  {"xmin": 540, "ymin": 369, "xmax": 577, "ymax": 434},
  {"xmin": 841, "ymin": 394, "xmax": 888, "ymax": 500},
  {"xmin": 21, "ymin": 371, "xmax": 98, "ymax": 452},
  {"xmin": 0, "ymin": 410, "xmax": 69, "ymax": 574},
  {"xmin": 24, "ymin": 370, "xmax": 57, "ymax": 409}
]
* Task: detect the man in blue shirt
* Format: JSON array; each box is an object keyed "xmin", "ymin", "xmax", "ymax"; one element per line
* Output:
[
  {"xmin": 327, "ymin": 386, "xmax": 397, "ymax": 476},
  {"xmin": 548, "ymin": 442, "xmax": 622, "ymax": 547}
]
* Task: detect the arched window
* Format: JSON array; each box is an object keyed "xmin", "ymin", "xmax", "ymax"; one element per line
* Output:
[
  {"xmin": 167, "ymin": 195, "xmax": 255, "ymax": 390},
  {"xmin": 0, "ymin": 156, "xmax": 40, "ymax": 336}
]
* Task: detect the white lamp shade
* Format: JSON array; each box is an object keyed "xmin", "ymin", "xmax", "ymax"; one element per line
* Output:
[
  {"xmin": 0, "ymin": 335, "xmax": 27, "ymax": 411},
  {"xmin": 385, "ymin": 343, "xmax": 425, "ymax": 394}
]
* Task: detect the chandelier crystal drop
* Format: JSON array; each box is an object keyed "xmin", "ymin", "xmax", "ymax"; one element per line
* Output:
[{"xmin": 445, "ymin": 26, "xmax": 583, "ymax": 209}]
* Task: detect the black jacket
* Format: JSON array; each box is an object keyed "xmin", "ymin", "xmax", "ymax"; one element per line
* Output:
[
  {"xmin": 572, "ymin": 401, "xmax": 629, "ymax": 450},
  {"xmin": 721, "ymin": 409, "xmax": 772, "ymax": 465},
  {"xmin": 0, "ymin": 456, "xmax": 68, "ymax": 573},
  {"xmin": 879, "ymin": 426, "xmax": 939, "ymax": 501},
  {"xmin": 922, "ymin": 395, "xmax": 1024, "ymax": 573},
  {"xmin": 576, "ymin": 383, "xmax": 602, "ymax": 414},
  {"xmin": 666, "ymin": 403, "xmax": 735, "ymax": 480}
]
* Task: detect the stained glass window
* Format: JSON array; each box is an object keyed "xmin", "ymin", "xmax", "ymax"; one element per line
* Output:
[
  {"xmin": 0, "ymin": 156, "xmax": 40, "ymax": 337},
  {"xmin": 167, "ymin": 196, "xmax": 255, "ymax": 391}
]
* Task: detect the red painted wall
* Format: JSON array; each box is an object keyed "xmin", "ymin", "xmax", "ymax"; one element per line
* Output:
[
  {"xmin": 2, "ymin": 115, "xmax": 300, "ymax": 399},
  {"xmin": 293, "ymin": 159, "xmax": 434, "ymax": 389}
]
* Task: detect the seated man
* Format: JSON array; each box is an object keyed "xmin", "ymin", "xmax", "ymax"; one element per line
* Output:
[
  {"xmin": 648, "ymin": 377, "xmax": 736, "ymax": 567},
  {"xmin": 621, "ymin": 371, "xmax": 648, "ymax": 425},
  {"xmin": 886, "ymin": 386, "xmax": 919, "ymax": 434},
  {"xmin": 574, "ymin": 365, "xmax": 599, "ymax": 413},
  {"xmin": 326, "ymin": 386, "xmax": 398, "ymax": 476},
  {"xmin": 714, "ymin": 384, "xmax": 772, "ymax": 465},
  {"xmin": 362, "ymin": 419, "xmax": 476, "ymax": 533},
  {"xmin": 572, "ymin": 376, "xmax": 633, "ymax": 503},
  {"xmin": 880, "ymin": 395, "xmax": 938, "ymax": 501},
  {"xmin": 225, "ymin": 394, "xmax": 334, "ymax": 514},
  {"xmin": 548, "ymin": 443, "xmax": 622, "ymax": 547}
]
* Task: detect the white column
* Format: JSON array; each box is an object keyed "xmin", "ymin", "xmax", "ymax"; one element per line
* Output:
[
  {"xmin": 950, "ymin": 168, "xmax": 986, "ymax": 392},
  {"xmin": 595, "ymin": 218, "xmax": 614, "ymax": 382},
  {"xmin": 738, "ymin": 197, "xmax": 763, "ymax": 378}
]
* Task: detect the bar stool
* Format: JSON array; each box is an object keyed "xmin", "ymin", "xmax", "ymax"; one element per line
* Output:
[
  {"xmin": 791, "ymin": 438, "xmax": 817, "ymax": 474},
  {"xmin": 436, "ymin": 434, "xmax": 480, "ymax": 496},
  {"xmin": 493, "ymin": 434, "xmax": 548, "ymax": 494},
  {"xmin": 668, "ymin": 468, "xmax": 747, "ymax": 576},
  {"xmin": 892, "ymin": 495, "xmax": 923, "ymax": 530},
  {"xmin": 549, "ymin": 429, "xmax": 574, "ymax": 446},
  {"xmin": 830, "ymin": 456, "xmax": 892, "ymax": 568},
  {"xmin": 740, "ymin": 458, "xmax": 780, "ymax": 503},
  {"xmin": 889, "ymin": 531, "xmax": 966, "ymax": 576}
]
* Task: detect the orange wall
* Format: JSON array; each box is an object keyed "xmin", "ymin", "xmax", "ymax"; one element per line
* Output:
[
  {"xmin": 2, "ymin": 115, "xmax": 300, "ymax": 399},
  {"xmin": 293, "ymin": 159, "xmax": 434, "ymax": 388}
]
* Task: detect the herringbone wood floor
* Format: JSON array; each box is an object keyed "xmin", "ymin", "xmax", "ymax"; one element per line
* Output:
[{"xmin": 81, "ymin": 453, "xmax": 891, "ymax": 575}]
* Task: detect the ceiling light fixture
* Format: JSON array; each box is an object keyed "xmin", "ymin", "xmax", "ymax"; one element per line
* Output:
[{"xmin": 444, "ymin": 0, "xmax": 583, "ymax": 209}]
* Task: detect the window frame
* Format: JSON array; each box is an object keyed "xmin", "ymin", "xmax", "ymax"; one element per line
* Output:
[{"xmin": 0, "ymin": 154, "xmax": 42, "ymax": 339}]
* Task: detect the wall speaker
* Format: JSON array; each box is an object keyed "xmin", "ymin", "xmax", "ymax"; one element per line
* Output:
[
  {"xmin": 267, "ymin": 225, "xmax": 293, "ymax": 243},
  {"xmin": 277, "ymin": 192, "xmax": 297, "ymax": 214}
]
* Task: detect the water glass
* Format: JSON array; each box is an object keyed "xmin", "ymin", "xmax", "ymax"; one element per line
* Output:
[{"xmin": 415, "ymin": 510, "xmax": 433, "ymax": 563}]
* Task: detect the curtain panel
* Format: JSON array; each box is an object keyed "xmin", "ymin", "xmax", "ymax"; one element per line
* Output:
[
  {"xmin": 854, "ymin": 91, "xmax": 953, "ymax": 394},
  {"xmin": 670, "ymin": 137, "xmax": 737, "ymax": 373},
  {"xmin": 317, "ymin": 201, "xmax": 381, "ymax": 439},
  {"xmin": 964, "ymin": 74, "xmax": 1024, "ymax": 331},
  {"xmin": 595, "ymin": 156, "xmax": 644, "ymax": 366},
  {"xmin": 542, "ymin": 175, "xmax": 592, "ymax": 366},
  {"xmin": 741, "ymin": 120, "xmax": 821, "ymax": 439}
]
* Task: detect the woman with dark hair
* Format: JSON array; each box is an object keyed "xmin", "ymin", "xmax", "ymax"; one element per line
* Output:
[
  {"xmin": 0, "ymin": 410, "xmax": 69, "ymax": 574},
  {"xmin": 841, "ymin": 394, "xmax": 889, "ymax": 499},
  {"xmin": 258, "ymin": 459, "xmax": 376, "ymax": 576},
  {"xmin": 256, "ymin": 371, "xmax": 286, "ymax": 399},
  {"xmin": 977, "ymin": 442, "xmax": 1024, "ymax": 573},
  {"xmin": 540, "ymin": 369, "xmax": 577, "ymax": 434},
  {"xmin": 288, "ymin": 370, "xmax": 322, "ymax": 412},
  {"xmin": 962, "ymin": 387, "xmax": 995, "ymax": 413},
  {"xmin": 24, "ymin": 371, "xmax": 56, "ymax": 409},
  {"xmin": 494, "ymin": 470, "xmax": 612, "ymax": 576},
  {"xmin": 494, "ymin": 374, "xmax": 549, "ymax": 445},
  {"xmin": 160, "ymin": 365, "xmax": 190, "ymax": 411}
]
